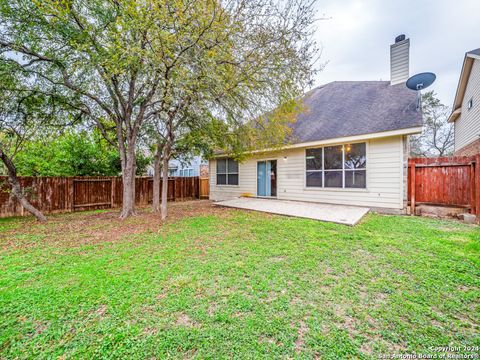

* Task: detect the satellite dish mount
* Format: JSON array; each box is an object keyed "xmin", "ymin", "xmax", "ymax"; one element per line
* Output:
[{"xmin": 406, "ymin": 72, "xmax": 436, "ymax": 109}]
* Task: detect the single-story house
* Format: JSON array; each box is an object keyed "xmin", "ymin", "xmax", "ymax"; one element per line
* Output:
[
  {"xmin": 448, "ymin": 48, "xmax": 480, "ymax": 155},
  {"xmin": 209, "ymin": 35, "xmax": 423, "ymax": 213}
]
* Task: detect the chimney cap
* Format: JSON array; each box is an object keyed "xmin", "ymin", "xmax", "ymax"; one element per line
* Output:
[{"xmin": 395, "ymin": 34, "xmax": 406, "ymax": 43}]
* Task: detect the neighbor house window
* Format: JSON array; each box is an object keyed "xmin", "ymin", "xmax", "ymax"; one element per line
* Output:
[
  {"xmin": 216, "ymin": 158, "xmax": 239, "ymax": 185},
  {"xmin": 306, "ymin": 143, "xmax": 366, "ymax": 188},
  {"xmin": 467, "ymin": 98, "xmax": 473, "ymax": 110}
]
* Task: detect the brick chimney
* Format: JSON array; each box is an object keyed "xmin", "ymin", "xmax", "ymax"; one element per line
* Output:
[{"xmin": 390, "ymin": 34, "xmax": 410, "ymax": 85}]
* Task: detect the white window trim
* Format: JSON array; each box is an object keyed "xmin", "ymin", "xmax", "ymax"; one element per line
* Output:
[
  {"xmin": 304, "ymin": 141, "xmax": 368, "ymax": 190},
  {"xmin": 216, "ymin": 158, "xmax": 239, "ymax": 186}
]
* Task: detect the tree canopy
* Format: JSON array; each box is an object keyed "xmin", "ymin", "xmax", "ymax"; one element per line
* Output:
[
  {"xmin": 0, "ymin": 0, "xmax": 320, "ymax": 219},
  {"xmin": 10, "ymin": 131, "xmax": 150, "ymax": 177}
]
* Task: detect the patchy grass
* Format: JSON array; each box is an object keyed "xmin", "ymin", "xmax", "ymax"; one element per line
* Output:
[{"xmin": 0, "ymin": 201, "xmax": 478, "ymax": 359}]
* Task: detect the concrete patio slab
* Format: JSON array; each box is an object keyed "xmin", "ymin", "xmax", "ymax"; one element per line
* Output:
[{"xmin": 215, "ymin": 198, "xmax": 369, "ymax": 226}]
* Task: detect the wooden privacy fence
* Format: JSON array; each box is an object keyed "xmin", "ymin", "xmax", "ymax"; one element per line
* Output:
[
  {"xmin": 408, "ymin": 155, "xmax": 480, "ymax": 218},
  {"xmin": 199, "ymin": 177, "xmax": 210, "ymax": 199},
  {"xmin": 0, "ymin": 176, "xmax": 210, "ymax": 218}
]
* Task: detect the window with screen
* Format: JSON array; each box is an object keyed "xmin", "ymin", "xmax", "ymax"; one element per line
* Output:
[{"xmin": 216, "ymin": 158, "xmax": 239, "ymax": 185}]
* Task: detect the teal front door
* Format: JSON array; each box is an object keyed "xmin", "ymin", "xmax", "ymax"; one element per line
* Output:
[{"xmin": 257, "ymin": 160, "xmax": 277, "ymax": 197}]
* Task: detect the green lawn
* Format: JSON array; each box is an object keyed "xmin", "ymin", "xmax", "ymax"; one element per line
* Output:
[{"xmin": 0, "ymin": 201, "xmax": 479, "ymax": 359}]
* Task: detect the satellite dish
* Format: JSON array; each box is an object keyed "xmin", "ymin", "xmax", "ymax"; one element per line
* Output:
[{"xmin": 406, "ymin": 72, "xmax": 436, "ymax": 91}]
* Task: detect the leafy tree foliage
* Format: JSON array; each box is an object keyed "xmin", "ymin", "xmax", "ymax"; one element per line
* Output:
[
  {"xmin": 11, "ymin": 131, "xmax": 150, "ymax": 177},
  {"xmin": 1, "ymin": 0, "xmax": 319, "ymax": 219},
  {"xmin": 144, "ymin": 0, "xmax": 319, "ymax": 218},
  {"xmin": 0, "ymin": 59, "xmax": 76, "ymax": 221}
]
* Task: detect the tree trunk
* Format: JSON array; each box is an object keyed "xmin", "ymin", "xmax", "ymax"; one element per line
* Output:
[
  {"xmin": 160, "ymin": 143, "xmax": 171, "ymax": 220},
  {"xmin": 152, "ymin": 144, "xmax": 162, "ymax": 213},
  {"xmin": 0, "ymin": 148, "xmax": 47, "ymax": 222},
  {"xmin": 132, "ymin": 161, "xmax": 137, "ymax": 210},
  {"xmin": 119, "ymin": 148, "xmax": 137, "ymax": 219}
]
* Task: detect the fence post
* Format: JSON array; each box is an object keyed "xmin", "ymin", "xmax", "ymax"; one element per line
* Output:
[
  {"xmin": 470, "ymin": 161, "xmax": 476, "ymax": 215},
  {"xmin": 173, "ymin": 178, "xmax": 177, "ymax": 201},
  {"xmin": 68, "ymin": 177, "xmax": 74, "ymax": 212},
  {"xmin": 196, "ymin": 176, "xmax": 199, "ymax": 199},
  {"xmin": 410, "ymin": 162, "xmax": 416, "ymax": 216},
  {"xmin": 64, "ymin": 177, "xmax": 70, "ymax": 211},
  {"xmin": 111, "ymin": 177, "xmax": 115, "ymax": 208},
  {"xmin": 476, "ymin": 155, "xmax": 480, "ymax": 222}
]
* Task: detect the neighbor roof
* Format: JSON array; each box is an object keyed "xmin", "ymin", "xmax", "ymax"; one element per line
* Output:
[
  {"xmin": 449, "ymin": 48, "xmax": 480, "ymax": 122},
  {"xmin": 467, "ymin": 48, "xmax": 480, "ymax": 57},
  {"xmin": 290, "ymin": 81, "xmax": 422, "ymax": 144}
]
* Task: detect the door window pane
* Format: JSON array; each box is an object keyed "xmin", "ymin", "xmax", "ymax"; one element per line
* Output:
[
  {"xmin": 306, "ymin": 148, "xmax": 322, "ymax": 170},
  {"xmin": 324, "ymin": 146, "xmax": 343, "ymax": 169},
  {"xmin": 324, "ymin": 171, "xmax": 343, "ymax": 187},
  {"xmin": 345, "ymin": 143, "xmax": 366, "ymax": 169},
  {"xmin": 306, "ymin": 171, "xmax": 323, "ymax": 187},
  {"xmin": 345, "ymin": 170, "xmax": 366, "ymax": 188},
  {"xmin": 257, "ymin": 161, "xmax": 266, "ymax": 196},
  {"xmin": 270, "ymin": 161, "xmax": 277, "ymax": 196}
]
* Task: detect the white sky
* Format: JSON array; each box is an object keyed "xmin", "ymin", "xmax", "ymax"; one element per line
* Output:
[{"xmin": 311, "ymin": 0, "xmax": 480, "ymax": 107}]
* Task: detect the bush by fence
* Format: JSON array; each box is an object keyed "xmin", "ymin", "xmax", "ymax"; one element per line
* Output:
[{"xmin": 0, "ymin": 176, "xmax": 209, "ymax": 218}]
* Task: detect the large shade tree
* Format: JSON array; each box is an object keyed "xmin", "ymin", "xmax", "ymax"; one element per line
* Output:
[
  {"xmin": 0, "ymin": 61, "xmax": 78, "ymax": 221},
  {"xmin": 144, "ymin": 0, "xmax": 319, "ymax": 218},
  {"xmin": 0, "ymin": 0, "xmax": 319, "ymax": 219},
  {"xmin": 1, "ymin": 0, "xmax": 167, "ymax": 218}
]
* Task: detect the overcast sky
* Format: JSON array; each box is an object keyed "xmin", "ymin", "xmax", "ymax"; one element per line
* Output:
[{"xmin": 311, "ymin": 0, "xmax": 480, "ymax": 107}]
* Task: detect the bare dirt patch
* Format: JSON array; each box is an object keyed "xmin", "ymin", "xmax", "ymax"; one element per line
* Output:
[
  {"xmin": 175, "ymin": 313, "xmax": 197, "ymax": 328},
  {"xmin": 93, "ymin": 305, "xmax": 108, "ymax": 319},
  {"xmin": 0, "ymin": 201, "xmax": 230, "ymax": 250},
  {"xmin": 294, "ymin": 319, "xmax": 309, "ymax": 353}
]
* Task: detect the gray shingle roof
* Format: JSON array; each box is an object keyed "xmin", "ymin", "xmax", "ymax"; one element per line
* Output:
[{"xmin": 290, "ymin": 81, "xmax": 422, "ymax": 144}]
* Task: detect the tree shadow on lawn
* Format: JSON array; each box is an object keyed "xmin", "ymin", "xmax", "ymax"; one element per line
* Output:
[{"xmin": 0, "ymin": 200, "xmax": 231, "ymax": 250}]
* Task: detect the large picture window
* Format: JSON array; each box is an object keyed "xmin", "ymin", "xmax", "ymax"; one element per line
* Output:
[
  {"xmin": 305, "ymin": 143, "xmax": 366, "ymax": 189},
  {"xmin": 216, "ymin": 158, "xmax": 239, "ymax": 185}
]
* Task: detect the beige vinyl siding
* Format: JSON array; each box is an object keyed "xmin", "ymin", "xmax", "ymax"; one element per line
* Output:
[
  {"xmin": 210, "ymin": 136, "xmax": 404, "ymax": 209},
  {"xmin": 455, "ymin": 58, "xmax": 480, "ymax": 150}
]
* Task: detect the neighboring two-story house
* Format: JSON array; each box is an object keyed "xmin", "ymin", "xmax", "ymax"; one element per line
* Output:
[
  {"xmin": 449, "ymin": 48, "xmax": 480, "ymax": 155},
  {"xmin": 146, "ymin": 156, "xmax": 209, "ymax": 178},
  {"xmin": 168, "ymin": 156, "xmax": 209, "ymax": 177}
]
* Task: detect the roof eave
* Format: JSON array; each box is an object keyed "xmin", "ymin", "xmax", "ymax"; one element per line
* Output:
[
  {"xmin": 212, "ymin": 126, "xmax": 423, "ymax": 158},
  {"xmin": 448, "ymin": 107, "xmax": 461, "ymax": 123},
  {"xmin": 451, "ymin": 53, "xmax": 477, "ymax": 118}
]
